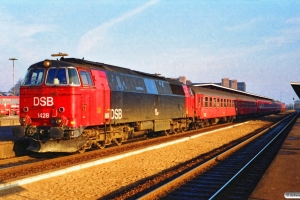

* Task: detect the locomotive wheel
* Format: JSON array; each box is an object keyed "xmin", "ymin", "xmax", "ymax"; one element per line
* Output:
[
  {"xmin": 78, "ymin": 147, "xmax": 86, "ymax": 153},
  {"xmin": 163, "ymin": 130, "xmax": 170, "ymax": 136},
  {"xmin": 77, "ymin": 141, "xmax": 91, "ymax": 153},
  {"xmin": 96, "ymin": 141, "xmax": 105, "ymax": 149},
  {"xmin": 114, "ymin": 138, "xmax": 123, "ymax": 146},
  {"xmin": 174, "ymin": 128, "xmax": 184, "ymax": 134}
]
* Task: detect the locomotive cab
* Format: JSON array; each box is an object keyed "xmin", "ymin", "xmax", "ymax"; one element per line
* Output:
[{"xmin": 13, "ymin": 57, "xmax": 108, "ymax": 152}]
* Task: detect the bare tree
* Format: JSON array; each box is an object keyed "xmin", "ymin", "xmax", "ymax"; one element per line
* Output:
[{"xmin": 9, "ymin": 78, "xmax": 23, "ymax": 96}]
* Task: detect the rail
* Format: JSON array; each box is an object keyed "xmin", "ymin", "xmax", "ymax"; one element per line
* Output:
[{"xmin": 137, "ymin": 112, "xmax": 298, "ymax": 199}]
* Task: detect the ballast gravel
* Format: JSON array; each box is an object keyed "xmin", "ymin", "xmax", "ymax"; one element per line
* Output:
[{"xmin": 0, "ymin": 119, "xmax": 276, "ymax": 200}]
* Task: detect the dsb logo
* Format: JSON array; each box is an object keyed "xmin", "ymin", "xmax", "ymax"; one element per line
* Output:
[{"xmin": 34, "ymin": 97, "xmax": 54, "ymax": 106}]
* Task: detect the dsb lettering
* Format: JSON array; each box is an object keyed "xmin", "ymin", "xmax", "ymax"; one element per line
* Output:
[{"xmin": 34, "ymin": 97, "xmax": 54, "ymax": 106}]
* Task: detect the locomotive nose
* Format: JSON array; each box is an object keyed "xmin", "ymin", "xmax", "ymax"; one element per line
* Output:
[
  {"xmin": 26, "ymin": 139, "xmax": 41, "ymax": 152},
  {"xmin": 26, "ymin": 137, "xmax": 87, "ymax": 152}
]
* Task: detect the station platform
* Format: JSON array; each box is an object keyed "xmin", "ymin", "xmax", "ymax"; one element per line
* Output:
[
  {"xmin": 249, "ymin": 114, "xmax": 300, "ymax": 199},
  {"xmin": 0, "ymin": 116, "xmax": 27, "ymax": 158}
]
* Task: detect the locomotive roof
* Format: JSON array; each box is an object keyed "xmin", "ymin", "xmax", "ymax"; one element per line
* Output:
[
  {"xmin": 291, "ymin": 82, "xmax": 300, "ymax": 99},
  {"xmin": 29, "ymin": 57, "xmax": 183, "ymax": 85},
  {"xmin": 191, "ymin": 83, "xmax": 274, "ymax": 101},
  {"xmin": 36, "ymin": 57, "xmax": 184, "ymax": 85}
]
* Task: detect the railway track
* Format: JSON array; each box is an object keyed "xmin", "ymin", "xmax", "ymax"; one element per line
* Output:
[
  {"xmin": 0, "ymin": 113, "xmax": 290, "ymax": 193},
  {"xmin": 0, "ymin": 121, "xmax": 242, "ymax": 183},
  {"xmin": 129, "ymin": 112, "xmax": 298, "ymax": 200}
]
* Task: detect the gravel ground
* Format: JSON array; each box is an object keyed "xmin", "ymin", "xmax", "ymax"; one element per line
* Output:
[{"xmin": 0, "ymin": 120, "xmax": 273, "ymax": 200}]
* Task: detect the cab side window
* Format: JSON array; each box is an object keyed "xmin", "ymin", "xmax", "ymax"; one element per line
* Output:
[{"xmin": 79, "ymin": 70, "xmax": 94, "ymax": 86}]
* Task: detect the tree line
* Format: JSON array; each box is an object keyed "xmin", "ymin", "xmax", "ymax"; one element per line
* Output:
[{"xmin": 0, "ymin": 78, "xmax": 23, "ymax": 96}]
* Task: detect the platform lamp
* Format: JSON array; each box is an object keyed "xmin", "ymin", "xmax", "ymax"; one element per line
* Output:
[{"xmin": 9, "ymin": 58, "xmax": 18, "ymax": 95}]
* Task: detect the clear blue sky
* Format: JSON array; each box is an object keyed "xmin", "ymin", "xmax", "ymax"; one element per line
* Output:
[{"xmin": 1, "ymin": 0, "xmax": 299, "ymax": 104}]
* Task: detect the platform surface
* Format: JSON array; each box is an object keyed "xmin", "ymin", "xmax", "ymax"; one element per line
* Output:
[
  {"xmin": 249, "ymin": 115, "xmax": 300, "ymax": 199},
  {"xmin": 0, "ymin": 116, "xmax": 19, "ymax": 126}
]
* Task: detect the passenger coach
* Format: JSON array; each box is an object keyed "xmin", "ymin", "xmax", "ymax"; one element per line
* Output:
[{"xmin": 0, "ymin": 96, "xmax": 19, "ymax": 115}]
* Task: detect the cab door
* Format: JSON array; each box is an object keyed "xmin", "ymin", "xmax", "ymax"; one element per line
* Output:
[
  {"xmin": 78, "ymin": 69, "xmax": 94, "ymax": 126},
  {"xmin": 90, "ymin": 70, "xmax": 111, "ymax": 125}
]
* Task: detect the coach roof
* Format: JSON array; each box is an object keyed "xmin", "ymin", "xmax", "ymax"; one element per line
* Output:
[{"xmin": 191, "ymin": 83, "xmax": 274, "ymax": 101}]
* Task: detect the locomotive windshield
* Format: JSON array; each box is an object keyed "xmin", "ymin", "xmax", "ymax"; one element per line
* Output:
[
  {"xmin": 23, "ymin": 68, "xmax": 45, "ymax": 85},
  {"xmin": 46, "ymin": 67, "xmax": 80, "ymax": 85},
  {"xmin": 22, "ymin": 67, "xmax": 80, "ymax": 86}
]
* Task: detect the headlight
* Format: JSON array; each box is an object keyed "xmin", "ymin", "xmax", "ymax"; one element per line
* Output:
[{"xmin": 43, "ymin": 60, "xmax": 51, "ymax": 67}]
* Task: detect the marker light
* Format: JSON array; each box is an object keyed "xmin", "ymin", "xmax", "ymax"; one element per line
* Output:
[
  {"xmin": 55, "ymin": 118, "xmax": 62, "ymax": 124},
  {"xmin": 23, "ymin": 107, "xmax": 29, "ymax": 112},
  {"xmin": 58, "ymin": 107, "xmax": 65, "ymax": 113},
  {"xmin": 19, "ymin": 115, "xmax": 31, "ymax": 125},
  {"xmin": 51, "ymin": 116, "xmax": 68, "ymax": 126}
]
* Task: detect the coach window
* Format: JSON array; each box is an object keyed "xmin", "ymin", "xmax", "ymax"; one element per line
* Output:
[
  {"xmin": 209, "ymin": 97, "xmax": 212, "ymax": 107},
  {"xmin": 221, "ymin": 99, "xmax": 223, "ymax": 107},
  {"xmin": 205, "ymin": 97, "xmax": 208, "ymax": 107},
  {"xmin": 79, "ymin": 70, "xmax": 94, "ymax": 86}
]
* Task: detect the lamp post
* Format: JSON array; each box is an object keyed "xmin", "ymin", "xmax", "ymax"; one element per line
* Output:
[{"xmin": 9, "ymin": 58, "xmax": 18, "ymax": 95}]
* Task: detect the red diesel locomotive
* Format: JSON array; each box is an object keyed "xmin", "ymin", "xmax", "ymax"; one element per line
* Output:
[{"xmin": 13, "ymin": 54, "xmax": 285, "ymax": 153}]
